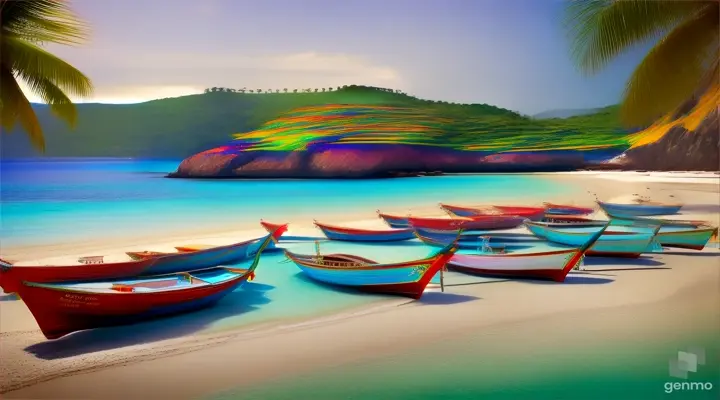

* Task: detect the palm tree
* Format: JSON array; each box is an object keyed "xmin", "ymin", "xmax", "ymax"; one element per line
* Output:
[
  {"xmin": 566, "ymin": 0, "xmax": 719, "ymax": 126},
  {"xmin": 1, "ymin": 0, "xmax": 94, "ymax": 151}
]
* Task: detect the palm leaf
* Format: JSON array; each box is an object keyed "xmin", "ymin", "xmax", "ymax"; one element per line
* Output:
[
  {"xmin": 620, "ymin": 2, "xmax": 719, "ymax": 125},
  {"xmin": 3, "ymin": 36, "xmax": 93, "ymax": 98},
  {"xmin": 0, "ymin": 0, "xmax": 89, "ymax": 45},
  {"xmin": 0, "ymin": 65, "xmax": 44, "ymax": 150},
  {"xmin": 565, "ymin": 0, "xmax": 707, "ymax": 74}
]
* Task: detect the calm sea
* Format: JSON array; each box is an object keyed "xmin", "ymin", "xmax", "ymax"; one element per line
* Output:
[
  {"xmin": 0, "ymin": 158, "xmax": 571, "ymax": 248},
  {"xmin": 0, "ymin": 159, "xmax": 575, "ymax": 343}
]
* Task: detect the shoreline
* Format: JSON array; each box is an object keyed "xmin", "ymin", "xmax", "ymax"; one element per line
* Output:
[
  {"xmin": 1, "ymin": 172, "xmax": 719, "ymax": 396},
  {"xmin": 3, "ymin": 171, "xmax": 718, "ymax": 262}
]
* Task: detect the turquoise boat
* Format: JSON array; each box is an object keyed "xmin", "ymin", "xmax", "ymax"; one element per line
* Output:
[
  {"xmin": 525, "ymin": 221, "xmax": 660, "ymax": 258},
  {"xmin": 284, "ymin": 241, "xmax": 459, "ymax": 299},
  {"xmin": 597, "ymin": 200, "xmax": 683, "ymax": 217},
  {"xmin": 541, "ymin": 223, "xmax": 717, "ymax": 251}
]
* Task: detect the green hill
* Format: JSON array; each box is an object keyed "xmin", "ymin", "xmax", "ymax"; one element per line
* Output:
[{"xmin": 1, "ymin": 85, "xmax": 624, "ymax": 158}]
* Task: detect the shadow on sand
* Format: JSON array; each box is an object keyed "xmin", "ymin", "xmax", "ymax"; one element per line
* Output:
[
  {"xmin": 417, "ymin": 291, "xmax": 479, "ymax": 305},
  {"xmin": 24, "ymin": 282, "xmax": 275, "ymax": 360},
  {"xmin": 661, "ymin": 250, "xmax": 720, "ymax": 257},
  {"xmin": 583, "ymin": 256, "xmax": 666, "ymax": 267}
]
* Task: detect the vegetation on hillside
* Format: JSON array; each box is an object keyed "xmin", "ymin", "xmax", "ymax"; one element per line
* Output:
[
  {"xmin": 0, "ymin": 0, "xmax": 93, "ymax": 151},
  {"xmin": 222, "ymin": 102, "xmax": 630, "ymax": 154},
  {"xmin": 566, "ymin": 0, "xmax": 719, "ymax": 127}
]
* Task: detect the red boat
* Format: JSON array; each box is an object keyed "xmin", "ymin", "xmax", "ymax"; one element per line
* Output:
[
  {"xmin": 407, "ymin": 215, "xmax": 526, "ymax": 231},
  {"xmin": 14, "ymin": 230, "xmax": 278, "ymax": 340},
  {"xmin": 0, "ymin": 226, "xmax": 288, "ymax": 294},
  {"xmin": 440, "ymin": 204, "xmax": 545, "ymax": 221},
  {"xmin": 491, "ymin": 206, "xmax": 546, "ymax": 220},
  {"xmin": 0, "ymin": 257, "xmax": 157, "ymax": 295}
]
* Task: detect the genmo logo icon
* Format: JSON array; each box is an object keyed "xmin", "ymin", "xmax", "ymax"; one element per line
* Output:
[{"xmin": 664, "ymin": 346, "xmax": 714, "ymax": 394}]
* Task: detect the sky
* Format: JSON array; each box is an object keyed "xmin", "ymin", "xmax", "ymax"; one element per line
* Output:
[{"xmin": 24, "ymin": 0, "xmax": 649, "ymax": 115}]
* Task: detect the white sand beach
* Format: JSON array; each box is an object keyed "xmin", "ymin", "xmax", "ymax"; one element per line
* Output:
[{"xmin": 1, "ymin": 172, "xmax": 718, "ymax": 398}]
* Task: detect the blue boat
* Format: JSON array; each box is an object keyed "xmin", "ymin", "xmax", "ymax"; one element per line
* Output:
[
  {"xmin": 284, "ymin": 240, "xmax": 459, "ymax": 299},
  {"xmin": 597, "ymin": 200, "xmax": 683, "ymax": 217},
  {"xmin": 314, "ymin": 221, "xmax": 415, "ymax": 242},
  {"xmin": 547, "ymin": 224, "xmax": 716, "ymax": 251},
  {"xmin": 525, "ymin": 221, "xmax": 660, "ymax": 257},
  {"xmin": 126, "ymin": 227, "xmax": 287, "ymax": 275},
  {"xmin": 376, "ymin": 210, "xmax": 411, "ymax": 228}
]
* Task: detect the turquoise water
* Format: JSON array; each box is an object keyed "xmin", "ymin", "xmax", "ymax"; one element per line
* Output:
[
  {"xmin": 2, "ymin": 159, "xmax": 574, "ymax": 349},
  {"xmin": 0, "ymin": 159, "xmax": 570, "ymax": 248}
]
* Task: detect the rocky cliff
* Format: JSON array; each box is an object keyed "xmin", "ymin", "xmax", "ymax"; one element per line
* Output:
[{"xmin": 611, "ymin": 89, "xmax": 719, "ymax": 171}]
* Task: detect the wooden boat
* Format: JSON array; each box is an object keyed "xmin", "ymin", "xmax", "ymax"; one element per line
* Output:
[
  {"xmin": 408, "ymin": 215, "xmax": 527, "ymax": 231},
  {"xmin": 125, "ymin": 227, "xmax": 287, "ymax": 274},
  {"xmin": 313, "ymin": 221, "xmax": 415, "ymax": 242},
  {"xmin": 525, "ymin": 221, "xmax": 659, "ymax": 258},
  {"xmin": 0, "ymin": 226, "xmax": 289, "ymax": 295},
  {"xmin": 491, "ymin": 206, "xmax": 546, "ymax": 221},
  {"xmin": 597, "ymin": 200, "xmax": 683, "ymax": 217},
  {"xmin": 544, "ymin": 223, "xmax": 717, "ymax": 251},
  {"xmin": 376, "ymin": 210, "xmax": 411, "ymax": 228},
  {"xmin": 447, "ymin": 222, "xmax": 610, "ymax": 282},
  {"xmin": 14, "ymin": 230, "xmax": 277, "ymax": 340},
  {"xmin": 440, "ymin": 204, "xmax": 545, "ymax": 221},
  {"xmin": 284, "ymin": 240, "xmax": 460, "ymax": 299},
  {"xmin": 543, "ymin": 202, "xmax": 595, "ymax": 216}
]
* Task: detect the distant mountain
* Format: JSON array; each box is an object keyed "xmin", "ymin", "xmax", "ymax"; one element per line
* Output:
[{"xmin": 533, "ymin": 107, "xmax": 604, "ymax": 120}]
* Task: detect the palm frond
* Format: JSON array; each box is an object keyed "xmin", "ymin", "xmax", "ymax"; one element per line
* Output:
[
  {"xmin": 0, "ymin": 0, "xmax": 89, "ymax": 46},
  {"xmin": 620, "ymin": 2, "xmax": 719, "ymax": 126},
  {"xmin": 0, "ymin": 65, "xmax": 44, "ymax": 150},
  {"xmin": 3, "ymin": 36, "xmax": 93, "ymax": 98},
  {"xmin": 565, "ymin": 0, "xmax": 707, "ymax": 74}
]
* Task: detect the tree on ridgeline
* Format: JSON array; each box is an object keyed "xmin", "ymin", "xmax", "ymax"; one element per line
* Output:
[
  {"xmin": 314, "ymin": 88, "xmax": 318, "ymax": 93},
  {"xmin": 256, "ymin": 89, "xmax": 261, "ymax": 93},
  {"xmin": 283, "ymin": 88, "xmax": 288, "ymax": 93},
  {"xmin": 204, "ymin": 88, "xmax": 210, "ymax": 93},
  {"xmin": 0, "ymin": 0, "xmax": 96, "ymax": 151},
  {"xmin": 293, "ymin": 89, "xmax": 298, "ymax": 93},
  {"xmin": 239, "ymin": 88, "xmax": 246, "ymax": 93},
  {"xmin": 566, "ymin": 0, "xmax": 719, "ymax": 127}
]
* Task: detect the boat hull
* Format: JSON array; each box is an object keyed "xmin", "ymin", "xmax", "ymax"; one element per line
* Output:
[
  {"xmin": 448, "ymin": 250, "xmax": 583, "ymax": 282},
  {"xmin": 17, "ymin": 271, "xmax": 248, "ymax": 340},
  {"xmin": 441, "ymin": 204, "xmax": 545, "ymax": 221},
  {"xmin": 0, "ymin": 258, "xmax": 157, "ymax": 294},
  {"xmin": 286, "ymin": 250, "xmax": 455, "ymax": 299},
  {"xmin": 408, "ymin": 216, "xmax": 526, "ymax": 231},
  {"xmin": 315, "ymin": 223, "xmax": 414, "ymax": 242},
  {"xmin": 654, "ymin": 228, "xmax": 716, "ymax": 250},
  {"xmin": 598, "ymin": 201, "xmax": 682, "ymax": 217},
  {"xmin": 377, "ymin": 212, "xmax": 411, "ymax": 229},
  {"xmin": 540, "ymin": 224, "xmax": 716, "ymax": 250},
  {"xmin": 546, "ymin": 231, "xmax": 653, "ymax": 258}
]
